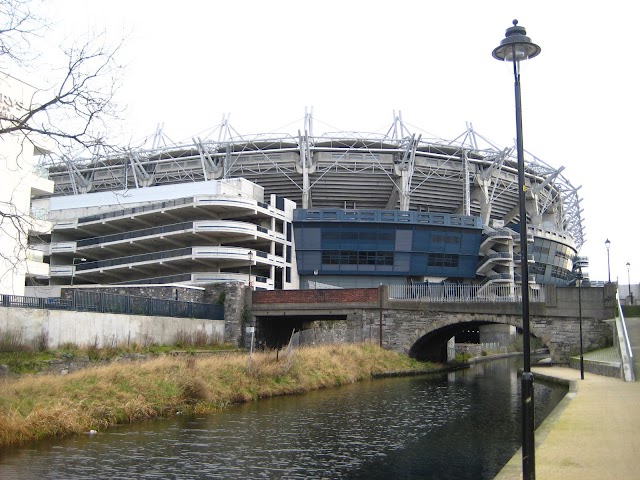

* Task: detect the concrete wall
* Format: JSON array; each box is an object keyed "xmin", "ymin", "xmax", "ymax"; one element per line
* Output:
[
  {"xmin": 1, "ymin": 74, "xmax": 54, "ymax": 296},
  {"xmin": 479, "ymin": 324, "xmax": 515, "ymax": 347},
  {"xmin": 0, "ymin": 307, "xmax": 224, "ymax": 348}
]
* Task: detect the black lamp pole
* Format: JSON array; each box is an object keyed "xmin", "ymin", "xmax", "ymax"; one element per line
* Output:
[
  {"xmin": 605, "ymin": 239, "xmax": 611, "ymax": 283},
  {"xmin": 493, "ymin": 19, "xmax": 540, "ymax": 480},
  {"xmin": 576, "ymin": 266, "xmax": 584, "ymax": 380}
]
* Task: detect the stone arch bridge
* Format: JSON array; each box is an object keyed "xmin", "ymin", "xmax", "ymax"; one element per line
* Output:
[{"xmin": 249, "ymin": 284, "xmax": 618, "ymax": 364}]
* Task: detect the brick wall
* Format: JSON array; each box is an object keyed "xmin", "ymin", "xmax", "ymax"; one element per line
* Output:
[{"xmin": 253, "ymin": 288, "xmax": 379, "ymax": 304}]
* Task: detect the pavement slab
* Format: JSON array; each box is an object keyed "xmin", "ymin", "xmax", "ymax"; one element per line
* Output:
[{"xmin": 495, "ymin": 367, "xmax": 640, "ymax": 480}]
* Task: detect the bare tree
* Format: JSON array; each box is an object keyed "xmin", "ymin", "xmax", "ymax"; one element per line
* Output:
[{"xmin": 0, "ymin": 0, "xmax": 123, "ymax": 292}]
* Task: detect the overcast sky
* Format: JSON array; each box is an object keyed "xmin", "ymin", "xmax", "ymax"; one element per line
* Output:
[{"xmin": 41, "ymin": 0, "xmax": 639, "ymax": 286}]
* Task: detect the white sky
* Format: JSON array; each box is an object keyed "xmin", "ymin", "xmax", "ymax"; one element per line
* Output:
[{"xmin": 40, "ymin": 0, "xmax": 639, "ymax": 285}]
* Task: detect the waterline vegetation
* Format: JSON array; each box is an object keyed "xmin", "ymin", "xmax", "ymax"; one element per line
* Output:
[{"xmin": 0, "ymin": 344, "xmax": 432, "ymax": 447}]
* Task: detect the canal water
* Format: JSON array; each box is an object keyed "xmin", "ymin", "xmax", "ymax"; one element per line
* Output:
[{"xmin": 0, "ymin": 356, "xmax": 566, "ymax": 479}]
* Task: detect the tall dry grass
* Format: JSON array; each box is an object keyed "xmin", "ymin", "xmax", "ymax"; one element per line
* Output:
[{"xmin": 0, "ymin": 344, "xmax": 430, "ymax": 447}]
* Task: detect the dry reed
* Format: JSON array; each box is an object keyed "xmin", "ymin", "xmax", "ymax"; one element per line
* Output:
[{"xmin": 0, "ymin": 344, "xmax": 429, "ymax": 447}]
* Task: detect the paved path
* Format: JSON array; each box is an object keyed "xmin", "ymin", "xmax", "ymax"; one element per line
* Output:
[{"xmin": 495, "ymin": 366, "xmax": 640, "ymax": 479}]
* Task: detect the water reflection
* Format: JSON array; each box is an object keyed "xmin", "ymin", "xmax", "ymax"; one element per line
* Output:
[{"xmin": 0, "ymin": 357, "xmax": 566, "ymax": 479}]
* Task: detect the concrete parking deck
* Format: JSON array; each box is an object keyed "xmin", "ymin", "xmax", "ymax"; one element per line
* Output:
[{"xmin": 495, "ymin": 365, "xmax": 640, "ymax": 479}]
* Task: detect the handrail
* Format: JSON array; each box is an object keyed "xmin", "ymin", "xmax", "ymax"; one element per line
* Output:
[
  {"xmin": 389, "ymin": 283, "xmax": 545, "ymax": 303},
  {"xmin": 618, "ymin": 292, "xmax": 633, "ymax": 359},
  {"xmin": 616, "ymin": 291, "xmax": 635, "ymax": 381}
]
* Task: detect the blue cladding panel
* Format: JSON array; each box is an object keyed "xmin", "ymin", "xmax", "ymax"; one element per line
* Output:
[{"xmin": 293, "ymin": 209, "xmax": 482, "ymax": 279}]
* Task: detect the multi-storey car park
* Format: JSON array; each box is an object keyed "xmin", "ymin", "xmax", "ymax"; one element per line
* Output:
[{"xmin": 29, "ymin": 113, "xmax": 585, "ymax": 293}]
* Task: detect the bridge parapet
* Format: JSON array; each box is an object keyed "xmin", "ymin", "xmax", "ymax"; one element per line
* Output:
[{"xmin": 389, "ymin": 284, "xmax": 545, "ymax": 303}]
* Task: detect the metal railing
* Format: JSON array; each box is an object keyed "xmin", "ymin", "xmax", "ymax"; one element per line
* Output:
[
  {"xmin": 615, "ymin": 291, "xmax": 635, "ymax": 381},
  {"xmin": 0, "ymin": 291, "xmax": 224, "ymax": 321},
  {"xmin": 389, "ymin": 283, "xmax": 545, "ymax": 303},
  {"xmin": 76, "ymin": 247, "xmax": 193, "ymax": 271}
]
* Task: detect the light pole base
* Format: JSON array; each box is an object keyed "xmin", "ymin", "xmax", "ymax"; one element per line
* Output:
[{"xmin": 522, "ymin": 371, "xmax": 536, "ymax": 479}]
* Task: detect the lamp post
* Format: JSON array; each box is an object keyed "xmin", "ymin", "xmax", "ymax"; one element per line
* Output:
[
  {"xmin": 313, "ymin": 269, "xmax": 318, "ymax": 290},
  {"xmin": 247, "ymin": 250, "xmax": 255, "ymax": 371},
  {"xmin": 493, "ymin": 19, "xmax": 540, "ymax": 480},
  {"xmin": 71, "ymin": 257, "xmax": 87, "ymax": 286},
  {"xmin": 627, "ymin": 261, "xmax": 632, "ymax": 305},
  {"xmin": 605, "ymin": 239, "xmax": 611, "ymax": 283},
  {"xmin": 576, "ymin": 265, "xmax": 584, "ymax": 380}
]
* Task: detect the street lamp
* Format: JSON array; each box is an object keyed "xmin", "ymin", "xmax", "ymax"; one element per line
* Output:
[
  {"xmin": 313, "ymin": 269, "xmax": 318, "ymax": 290},
  {"xmin": 605, "ymin": 239, "xmax": 611, "ymax": 283},
  {"xmin": 493, "ymin": 19, "xmax": 540, "ymax": 480},
  {"xmin": 576, "ymin": 265, "xmax": 584, "ymax": 380},
  {"xmin": 627, "ymin": 261, "xmax": 632, "ymax": 305},
  {"xmin": 248, "ymin": 250, "xmax": 253, "ymax": 289},
  {"xmin": 70, "ymin": 257, "xmax": 87, "ymax": 286}
]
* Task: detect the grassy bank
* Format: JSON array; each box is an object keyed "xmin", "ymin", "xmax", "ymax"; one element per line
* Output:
[{"xmin": 0, "ymin": 344, "xmax": 432, "ymax": 447}]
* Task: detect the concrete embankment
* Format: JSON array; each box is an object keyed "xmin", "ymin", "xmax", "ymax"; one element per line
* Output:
[{"xmin": 495, "ymin": 366, "xmax": 640, "ymax": 479}]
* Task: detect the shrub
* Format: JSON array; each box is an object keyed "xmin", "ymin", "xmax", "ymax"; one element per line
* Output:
[
  {"xmin": 215, "ymin": 292, "xmax": 226, "ymax": 304},
  {"xmin": 32, "ymin": 329, "xmax": 50, "ymax": 352},
  {"xmin": 0, "ymin": 328, "xmax": 27, "ymax": 352},
  {"xmin": 173, "ymin": 329, "xmax": 191, "ymax": 348}
]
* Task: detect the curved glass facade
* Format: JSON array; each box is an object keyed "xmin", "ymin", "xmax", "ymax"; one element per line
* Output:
[{"xmin": 530, "ymin": 236, "xmax": 576, "ymax": 285}]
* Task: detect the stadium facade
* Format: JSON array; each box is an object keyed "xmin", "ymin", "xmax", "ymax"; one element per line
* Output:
[{"xmin": 28, "ymin": 114, "xmax": 585, "ymax": 294}]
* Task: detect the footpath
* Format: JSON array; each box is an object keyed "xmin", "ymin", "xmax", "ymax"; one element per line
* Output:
[{"xmin": 495, "ymin": 364, "xmax": 640, "ymax": 479}]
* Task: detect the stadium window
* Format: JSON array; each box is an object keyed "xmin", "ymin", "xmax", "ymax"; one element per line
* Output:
[
  {"xmin": 551, "ymin": 265, "xmax": 570, "ymax": 280},
  {"xmin": 530, "ymin": 264, "xmax": 546, "ymax": 275},
  {"xmin": 377, "ymin": 252, "xmax": 394, "ymax": 265},
  {"xmin": 321, "ymin": 251, "xmax": 340, "ymax": 265},
  {"xmin": 428, "ymin": 253, "xmax": 459, "ymax": 268}
]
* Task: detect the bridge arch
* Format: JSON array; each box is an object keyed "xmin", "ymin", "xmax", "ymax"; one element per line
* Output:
[{"xmin": 405, "ymin": 313, "xmax": 549, "ymax": 363}]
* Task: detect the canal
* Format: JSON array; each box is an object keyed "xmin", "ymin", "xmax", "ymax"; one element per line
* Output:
[{"xmin": 0, "ymin": 356, "xmax": 566, "ymax": 479}]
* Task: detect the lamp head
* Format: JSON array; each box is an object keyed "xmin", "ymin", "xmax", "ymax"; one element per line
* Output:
[
  {"xmin": 605, "ymin": 238, "xmax": 611, "ymax": 250},
  {"xmin": 493, "ymin": 19, "xmax": 541, "ymax": 62}
]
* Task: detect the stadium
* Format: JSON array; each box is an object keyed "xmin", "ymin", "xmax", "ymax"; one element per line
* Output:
[{"xmin": 30, "ymin": 113, "xmax": 585, "ymax": 293}]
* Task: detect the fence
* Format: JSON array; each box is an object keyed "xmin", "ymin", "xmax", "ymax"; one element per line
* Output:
[
  {"xmin": 388, "ymin": 283, "xmax": 545, "ymax": 303},
  {"xmin": 0, "ymin": 291, "xmax": 224, "ymax": 321}
]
